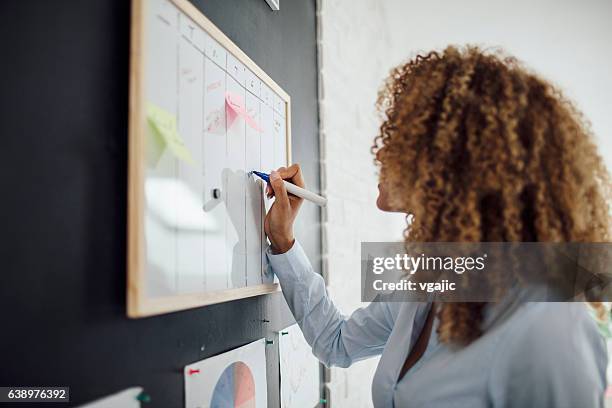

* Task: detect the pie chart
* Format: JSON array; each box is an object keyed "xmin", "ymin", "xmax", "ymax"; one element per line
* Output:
[{"xmin": 210, "ymin": 361, "xmax": 256, "ymax": 408}]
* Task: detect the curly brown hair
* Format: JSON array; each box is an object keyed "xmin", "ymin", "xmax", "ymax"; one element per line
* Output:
[{"xmin": 373, "ymin": 45, "xmax": 611, "ymax": 345}]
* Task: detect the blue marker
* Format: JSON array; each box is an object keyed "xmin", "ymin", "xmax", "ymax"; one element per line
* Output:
[{"xmin": 251, "ymin": 171, "xmax": 327, "ymax": 207}]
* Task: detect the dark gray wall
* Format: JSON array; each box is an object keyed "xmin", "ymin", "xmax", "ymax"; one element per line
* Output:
[{"xmin": 0, "ymin": 0, "xmax": 320, "ymax": 406}]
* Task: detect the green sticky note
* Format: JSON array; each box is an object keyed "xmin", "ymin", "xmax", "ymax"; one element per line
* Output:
[{"xmin": 146, "ymin": 102, "xmax": 195, "ymax": 165}]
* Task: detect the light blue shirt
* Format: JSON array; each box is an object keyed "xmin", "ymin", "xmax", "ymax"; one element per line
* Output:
[{"xmin": 267, "ymin": 241, "xmax": 608, "ymax": 408}]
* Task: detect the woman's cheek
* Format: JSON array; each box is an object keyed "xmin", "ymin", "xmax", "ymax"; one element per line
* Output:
[{"xmin": 377, "ymin": 184, "xmax": 391, "ymax": 211}]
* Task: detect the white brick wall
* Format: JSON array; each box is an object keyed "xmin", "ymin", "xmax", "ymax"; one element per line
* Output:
[
  {"xmin": 316, "ymin": 0, "xmax": 612, "ymax": 407},
  {"xmin": 316, "ymin": 1, "xmax": 405, "ymax": 406}
]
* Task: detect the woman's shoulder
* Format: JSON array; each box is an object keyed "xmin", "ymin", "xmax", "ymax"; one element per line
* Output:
[
  {"xmin": 504, "ymin": 302, "xmax": 604, "ymax": 351},
  {"xmin": 493, "ymin": 302, "xmax": 606, "ymax": 367},
  {"xmin": 487, "ymin": 302, "xmax": 608, "ymax": 405}
]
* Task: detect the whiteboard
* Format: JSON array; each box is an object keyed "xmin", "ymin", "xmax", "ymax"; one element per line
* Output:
[{"xmin": 128, "ymin": 0, "xmax": 291, "ymax": 317}]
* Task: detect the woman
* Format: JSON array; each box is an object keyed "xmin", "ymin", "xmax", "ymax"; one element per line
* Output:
[{"xmin": 264, "ymin": 46, "xmax": 610, "ymax": 407}]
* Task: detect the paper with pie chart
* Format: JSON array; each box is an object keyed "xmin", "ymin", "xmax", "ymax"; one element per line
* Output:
[
  {"xmin": 279, "ymin": 324, "xmax": 320, "ymax": 408},
  {"xmin": 185, "ymin": 338, "xmax": 267, "ymax": 408}
]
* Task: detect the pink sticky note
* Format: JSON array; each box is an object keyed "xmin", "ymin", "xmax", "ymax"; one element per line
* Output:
[
  {"xmin": 225, "ymin": 91, "xmax": 263, "ymax": 132},
  {"xmin": 225, "ymin": 93, "xmax": 241, "ymax": 128}
]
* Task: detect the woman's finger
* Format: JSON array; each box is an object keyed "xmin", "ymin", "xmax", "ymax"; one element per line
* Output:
[
  {"xmin": 278, "ymin": 163, "xmax": 305, "ymax": 188},
  {"xmin": 269, "ymin": 171, "xmax": 289, "ymax": 209}
]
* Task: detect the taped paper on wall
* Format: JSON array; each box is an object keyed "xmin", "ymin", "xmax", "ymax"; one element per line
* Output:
[
  {"xmin": 279, "ymin": 324, "xmax": 320, "ymax": 408},
  {"xmin": 147, "ymin": 102, "xmax": 195, "ymax": 165},
  {"xmin": 185, "ymin": 339, "xmax": 267, "ymax": 408}
]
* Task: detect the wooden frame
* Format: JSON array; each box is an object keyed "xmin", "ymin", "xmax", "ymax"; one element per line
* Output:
[{"xmin": 127, "ymin": 0, "xmax": 292, "ymax": 317}]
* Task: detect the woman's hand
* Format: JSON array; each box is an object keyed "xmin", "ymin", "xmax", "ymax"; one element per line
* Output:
[{"xmin": 264, "ymin": 164, "xmax": 304, "ymax": 254}]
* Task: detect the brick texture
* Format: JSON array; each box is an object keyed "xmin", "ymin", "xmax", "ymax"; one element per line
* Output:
[{"xmin": 316, "ymin": 0, "xmax": 612, "ymax": 406}]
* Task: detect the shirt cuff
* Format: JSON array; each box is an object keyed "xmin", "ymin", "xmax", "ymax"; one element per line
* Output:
[{"xmin": 266, "ymin": 240, "xmax": 312, "ymax": 282}]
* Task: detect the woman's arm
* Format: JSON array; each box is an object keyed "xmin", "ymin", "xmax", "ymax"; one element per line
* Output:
[
  {"xmin": 267, "ymin": 240, "xmax": 399, "ymax": 367},
  {"xmin": 263, "ymin": 164, "xmax": 400, "ymax": 367}
]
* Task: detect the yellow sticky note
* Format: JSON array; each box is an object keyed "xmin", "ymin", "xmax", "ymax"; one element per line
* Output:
[{"xmin": 146, "ymin": 102, "xmax": 195, "ymax": 165}]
